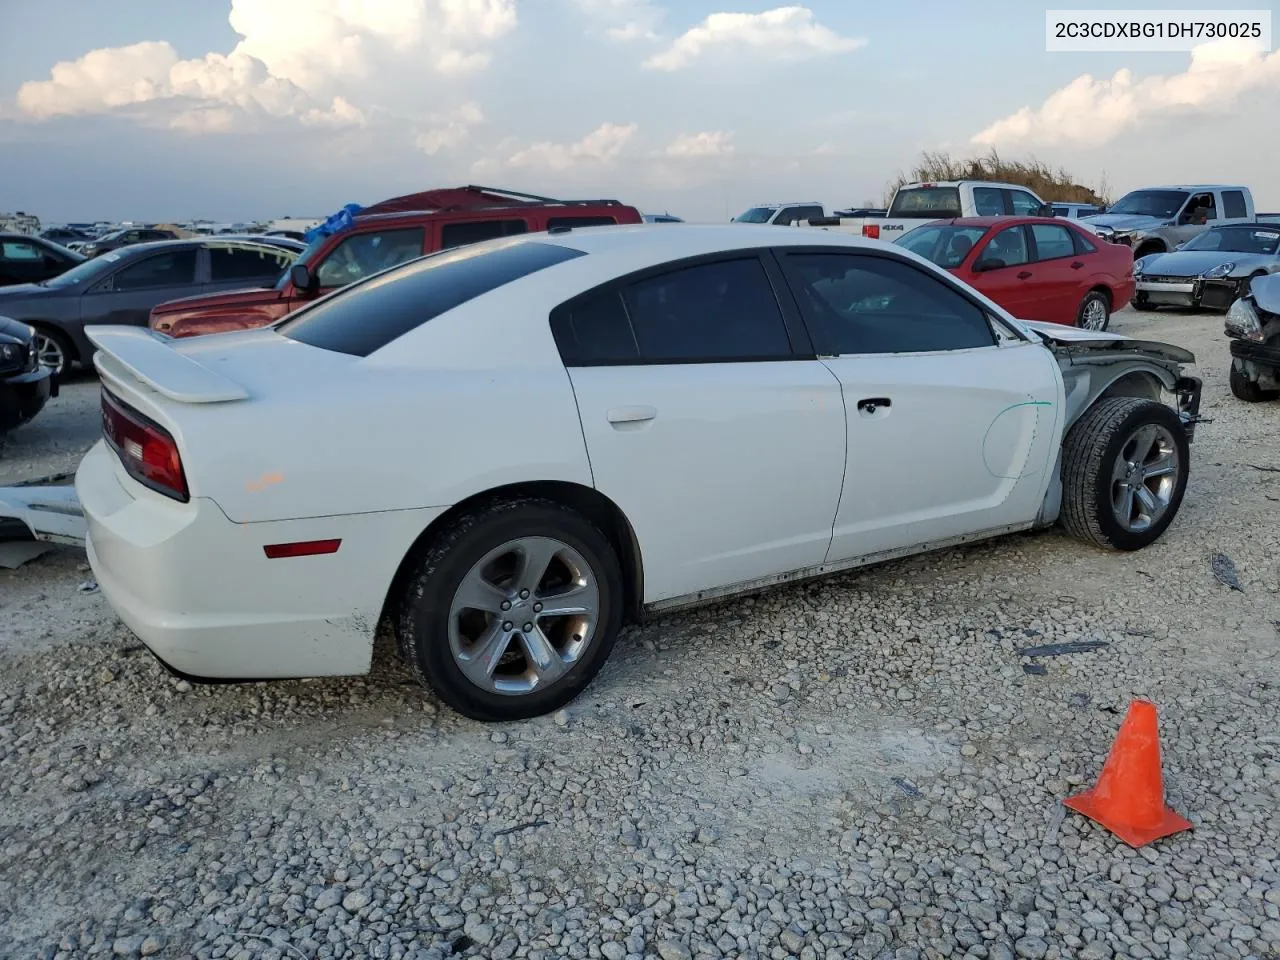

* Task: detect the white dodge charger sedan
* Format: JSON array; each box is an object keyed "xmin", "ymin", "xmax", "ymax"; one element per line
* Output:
[{"xmin": 77, "ymin": 224, "xmax": 1203, "ymax": 721}]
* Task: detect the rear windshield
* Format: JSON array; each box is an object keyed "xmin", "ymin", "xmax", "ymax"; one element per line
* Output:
[
  {"xmin": 888, "ymin": 187, "xmax": 963, "ymax": 219},
  {"xmin": 279, "ymin": 239, "xmax": 585, "ymax": 357}
]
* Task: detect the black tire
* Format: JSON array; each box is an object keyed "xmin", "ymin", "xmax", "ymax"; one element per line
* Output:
[
  {"xmin": 397, "ymin": 498, "xmax": 624, "ymax": 721},
  {"xmin": 1229, "ymin": 362, "xmax": 1278, "ymax": 403},
  {"xmin": 1077, "ymin": 289, "xmax": 1111, "ymax": 331},
  {"xmin": 30, "ymin": 325, "xmax": 75, "ymax": 376},
  {"xmin": 1060, "ymin": 397, "xmax": 1190, "ymax": 551},
  {"xmin": 1131, "ymin": 293, "xmax": 1158, "ymax": 312}
]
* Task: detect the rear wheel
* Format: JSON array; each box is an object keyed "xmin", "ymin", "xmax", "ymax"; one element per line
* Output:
[
  {"xmin": 1077, "ymin": 290, "xmax": 1111, "ymax": 331},
  {"xmin": 1229, "ymin": 362, "xmax": 1278, "ymax": 403},
  {"xmin": 1060, "ymin": 397, "xmax": 1189, "ymax": 550},
  {"xmin": 397, "ymin": 498, "xmax": 624, "ymax": 721}
]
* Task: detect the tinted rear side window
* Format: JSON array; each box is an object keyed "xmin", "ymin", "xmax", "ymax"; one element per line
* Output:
[
  {"xmin": 1222, "ymin": 190, "xmax": 1247, "ymax": 219},
  {"xmin": 622, "ymin": 257, "xmax": 792, "ymax": 361},
  {"xmin": 441, "ymin": 219, "xmax": 528, "ymax": 249},
  {"xmin": 550, "ymin": 290, "xmax": 639, "ymax": 364},
  {"xmin": 280, "ymin": 240, "xmax": 585, "ymax": 357}
]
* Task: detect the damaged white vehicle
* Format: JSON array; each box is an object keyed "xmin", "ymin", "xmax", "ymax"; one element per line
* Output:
[{"xmin": 75, "ymin": 225, "xmax": 1203, "ymax": 721}]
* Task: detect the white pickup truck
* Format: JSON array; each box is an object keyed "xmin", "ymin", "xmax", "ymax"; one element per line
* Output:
[{"xmin": 804, "ymin": 181, "xmax": 1060, "ymax": 240}]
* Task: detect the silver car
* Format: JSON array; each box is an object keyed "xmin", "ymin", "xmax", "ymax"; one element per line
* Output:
[{"xmin": 1133, "ymin": 223, "xmax": 1280, "ymax": 311}]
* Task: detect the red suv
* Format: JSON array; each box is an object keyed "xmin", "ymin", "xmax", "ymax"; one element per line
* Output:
[{"xmin": 150, "ymin": 186, "xmax": 643, "ymax": 339}]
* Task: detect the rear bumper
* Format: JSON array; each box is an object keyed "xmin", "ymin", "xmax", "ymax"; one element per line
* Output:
[
  {"xmin": 0, "ymin": 365, "xmax": 54, "ymax": 432},
  {"xmin": 77, "ymin": 441, "xmax": 446, "ymax": 680}
]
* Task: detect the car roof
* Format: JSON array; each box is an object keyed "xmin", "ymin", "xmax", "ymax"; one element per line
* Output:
[
  {"xmin": 1205, "ymin": 221, "xmax": 1277, "ymax": 229},
  {"xmin": 348, "ymin": 201, "xmax": 634, "ymax": 229},
  {"xmin": 93, "ymin": 237, "xmax": 296, "ymax": 258},
  {"xmin": 508, "ymin": 223, "xmax": 887, "ymax": 269},
  {"xmin": 1138, "ymin": 185, "xmax": 1242, "ymax": 191}
]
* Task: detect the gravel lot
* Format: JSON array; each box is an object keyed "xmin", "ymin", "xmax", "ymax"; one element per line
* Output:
[{"xmin": 2, "ymin": 308, "xmax": 1279, "ymax": 960}]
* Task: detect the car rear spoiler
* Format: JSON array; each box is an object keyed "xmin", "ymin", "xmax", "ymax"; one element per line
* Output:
[{"xmin": 86, "ymin": 326, "xmax": 249, "ymax": 403}]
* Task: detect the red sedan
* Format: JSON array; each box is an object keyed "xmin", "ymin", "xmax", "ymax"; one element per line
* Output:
[{"xmin": 895, "ymin": 216, "xmax": 1135, "ymax": 331}]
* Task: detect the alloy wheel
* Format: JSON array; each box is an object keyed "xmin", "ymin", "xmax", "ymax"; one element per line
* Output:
[
  {"xmin": 447, "ymin": 536, "xmax": 600, "ymax": 695},
  {"xmin": 33, "ymin": 333, "xmax": 65, "ymax": 376},
  {"xmin": 1082, "ymin": 297, "xmax": 1108, "ymax": 331},
  {"xmin": 1110, "ymin": 423, "xmax": 1179, "ymax": 532}
]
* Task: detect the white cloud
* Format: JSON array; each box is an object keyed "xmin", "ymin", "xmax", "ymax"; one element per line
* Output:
[
  {"xmin": 302, "ymin": 96, "xmax": 367, "ymax": 128},
  {"xmin": 13, "ymin": 0, "xmax": 515, "ymax": 129},
  {"xmin": 973, "ymin": 39, "xmax": 1280, "ymax": 147},
  {"xmin": 507, "ymin": 122, "xmax": 639, "ymax": 170},
  {"xmin": 644, "ymin": 6, "xmax": 864, "ymax": 71},
  {"xmin": 572, "ymin": 0, "xmax": 664, "ymax": 41},
  {"xmin": 664, "ymin": 130, "xmax": 735, "ymax": 157},
  {"xmin": 415, "ymin": 101, "xmax": 484, "ymax": 154},
  {"xmin": 170, "ymin": 106, "xmax": 238, "ymax": 134}
]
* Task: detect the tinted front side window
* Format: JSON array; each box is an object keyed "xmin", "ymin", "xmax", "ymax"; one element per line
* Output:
[
  {"xmin": 440, "ymin": 219, "xmax": 528, "ymax": 249},
  {"xmin": 782, "ymin": 253, "xmax": 994, "ymax": 355},
  {"xmin": 281, "ymin": 240, "xmax": 585, "ymax": 357},
  {"xmin": 314, "ymin": 227, "xmax": 425, "ymax": 288},
  {"xmin": 209, "ymin": 245, "xmax": 295, "ymax": 283},
  {"xmin": 1030, "ymin": 224, "xmax": 1076, "ymax": 261},
  {"xmin": 112, "ymin": 250, "xmax": 198, "ymax": 290},
  {"xmin": 622, "ymin": 258, "xmax": 792, "ymax": 361}
]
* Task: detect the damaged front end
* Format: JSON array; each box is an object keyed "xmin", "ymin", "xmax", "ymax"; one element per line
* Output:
[
  {"xmin": 1226, "ymin": 274, "xmax": 1280, "ymax": 392},
  {"xmin": 1021, "ymin": 321, "xmax": 1203, "ymax": 441}
]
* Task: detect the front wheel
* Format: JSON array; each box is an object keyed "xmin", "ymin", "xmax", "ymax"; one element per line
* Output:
[
  {"xmin": 32, "ymin": 326, "xmax": 74, "ymax": 377},
  {"xmin": 1077, "ymin": 290, "xmax": 1111, "ymax": 331},
  {"xmin": 397, "ymin": 498, "xmax": 624, "ymax": 721},
  {"xmin": 1060, "ymin": 397, "xmax": 1190, "ymax": 551},
  {"xmin": 1229, "ymin": 362, "xmax": 1278, "ymax": 403}
]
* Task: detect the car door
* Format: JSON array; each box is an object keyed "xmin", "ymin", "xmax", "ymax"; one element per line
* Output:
[
  {"xmin": 551, "ymin": 253, "xmax": 848, "ymax": 604},
  {"xmin": 776, "ymin": 248, "xmax": 1061, "ymax": 561},
  {"xmin": 1173, "ymin": 191, "xmax": 1217, "ymax": 244},
  {"xmin": 205, "ymin": 242, "xmax": 296, "ymax": 294},
  {"xmin": 84, "ymin": 248, "xmax": 200, "ymax": 327},
  {"xmin": 1027, "ymin": 222, "xmax": 1085, "ymax": 324},
  {"xmin": 968, "ymin": 225, "xmax": 1038, "ymax": 319}
]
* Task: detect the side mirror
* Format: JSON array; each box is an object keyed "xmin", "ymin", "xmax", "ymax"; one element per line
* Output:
[
  {"xmin": 290, "ymin": 263, "xmax": 316, "ymax": 294},
  {"xmin": 974, "ymin": 258, "xmax": 1006, "ymax": 272}
]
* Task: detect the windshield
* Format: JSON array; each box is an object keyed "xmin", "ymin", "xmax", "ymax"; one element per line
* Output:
[
  {"xmin": 39, "ymin": 251, "xmax": 121, "ymax": 288},
  {"xmin": 1106, "ymin": 190, "xmax": 1189, "ymax": 219},
  {"xmin": 888, "ymin": 187, "xmax": 963, "ymax": 219},
  {"xmin": 735, "ymin": 207, "xmax": 777, "ymax": 224},
  {"xmin": 1181, "ymin": 226, "xmax": 1280, "ymax": 255},
  {"xmin": 274, "ymin": 234, "xmax": 327, "ymax": 289},
  {"xmin": 895, "ymin": 225, "xmax": 989, "ymax": 268}
]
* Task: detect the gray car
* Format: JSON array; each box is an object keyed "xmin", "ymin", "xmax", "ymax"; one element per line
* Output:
[
  {"xmin": 0, "ymin": 238, "xmax": 298, "ymax": 374},
  {"xmin": 1133, "ymin": 223, "xmax": 1280, "ymax": 312}
]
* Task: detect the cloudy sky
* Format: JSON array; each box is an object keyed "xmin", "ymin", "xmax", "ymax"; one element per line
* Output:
[{"xmin": 2, "ymin": 0, "xmax": 1279, "ymax": 224}]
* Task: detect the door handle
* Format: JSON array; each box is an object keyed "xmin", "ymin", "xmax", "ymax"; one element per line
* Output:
[
  {"xmin": 856, "ymin": 397, "xmax": 891, "ymax": 416},
  {"xmin": 1017, "ymin": 271, "xmax": 1033, "ymax": 280},
  {"xmin": 606, "ymin": 405, "xmax": 657, "ymax": 424},
  {"xmin": 1070, "ymin": 261, "xmax": 1084, "ymax": 270}
]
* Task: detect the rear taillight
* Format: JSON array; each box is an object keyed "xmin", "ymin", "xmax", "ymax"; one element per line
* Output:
[
  {"xmin": 863, "ymin": 224, "xmax": 881, "ymax": 240},
  {"xmin": 101, "ymin": 389, "xmax": 189, "ymax": 502}
]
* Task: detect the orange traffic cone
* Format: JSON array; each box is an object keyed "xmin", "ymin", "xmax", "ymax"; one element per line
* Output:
[{"xmin": 1064, "ymin": 699, "xmax": 1193, "ymax": 847}]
